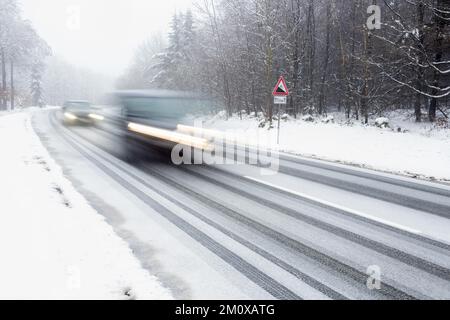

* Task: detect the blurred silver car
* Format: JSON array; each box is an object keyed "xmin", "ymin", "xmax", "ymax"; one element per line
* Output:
[{"xmin": 111, "ymin": 90, "xmax": 212, "ymax": 162}]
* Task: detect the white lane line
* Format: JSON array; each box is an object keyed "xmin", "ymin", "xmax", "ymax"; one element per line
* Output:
[{"xmin": 244, "ymin": 175, "xmax": 423, "ymax": 235}]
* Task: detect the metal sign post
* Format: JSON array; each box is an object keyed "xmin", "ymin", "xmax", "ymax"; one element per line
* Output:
[
  {"xmin": 278, "ymin": 103, "xmax": 281, "ymax": 145},
  {"xmin": 272, "ymin": 77, "xmax": 289, "ymax": 145}
]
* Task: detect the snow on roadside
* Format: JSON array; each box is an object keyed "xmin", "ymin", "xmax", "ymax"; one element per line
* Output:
[
  {"xmin": 0, "ymin": 111, "xmax": 173, "ymax": 300},
  {"xmin": 202, "ymin": 111, "xmax": 450, "ymax": 182}
]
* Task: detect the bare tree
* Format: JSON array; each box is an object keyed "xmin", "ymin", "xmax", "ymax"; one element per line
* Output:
[{"xmin": 123, "ymin": 0, "xmax": 449, "ymax": 122}]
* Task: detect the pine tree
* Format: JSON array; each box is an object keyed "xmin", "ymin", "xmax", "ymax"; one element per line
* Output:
[
  {"xmin": 30, "ymin": 62, "xmax": 44, "ymax": 107},
  {"xmin": 152, "ymin": 11, "xmax": 198, "ymax": 91}
]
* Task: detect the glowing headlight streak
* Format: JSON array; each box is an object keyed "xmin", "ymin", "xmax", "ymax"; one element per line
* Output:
[
  {"xmin": 176, "ymin": 124, "xmax": 247, "ymax": 146},
  {"xmin": 64, "ymin": 112, "xmax": 77, "ymax": 120},
  {"xmin": 176, "ymin": 124, "xmax": 222, "ymax": 138},
  {"xmin": 88, "ymin": 113, "xmax": 104, "ymax": 121},
  {"xmin": 128, "ymin": 122, "xmax": 213, "ymax": 151}
]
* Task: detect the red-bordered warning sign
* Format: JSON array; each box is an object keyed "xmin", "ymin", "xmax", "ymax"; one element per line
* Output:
[{"xmin": 272, "ymin": 76, "xmax": 289, "ymax": 96}]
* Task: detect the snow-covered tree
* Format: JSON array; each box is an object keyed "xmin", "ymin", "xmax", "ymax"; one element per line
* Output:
[
  {"xmin": 30, "ymin": 61, "xmax": 44, "ymax": 107},
  {"xmin": 0, "ymin": 0, "xmax": 50, "ymax": 109},
  {"xmin": 0, "ymin": 0, "xmax": 19, "ymax": 109},
  {"xmin": 122, "ymin": 0, "xmax": 449, "ymax": 122},
  {"xmin": 151, "ymin": 12, "xmax": 200, "ymax": 91},
  {"xmin": 116, "ymin": 32, "xmax": 166, "ymax": 90}
]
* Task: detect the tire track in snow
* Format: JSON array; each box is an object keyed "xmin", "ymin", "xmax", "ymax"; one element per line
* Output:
[{"xmin": 48, "ymin": 111, "xmax": 302, "ymax": 300}]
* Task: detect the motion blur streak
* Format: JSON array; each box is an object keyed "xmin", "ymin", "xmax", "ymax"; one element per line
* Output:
[
  {"xmin": 177, "ymin": 124, "xmax": 273, "ymax": 152},
  {"xmin": 88, "ymin": 114, "xmax": 105, "ymax": 121},
  {"xmin": 127, "ymin": 122, "xmax": 212, "ymax": 150},
  {"xmin": 177, "ymin": 124, "xmax": 222, "ymax": 139}
]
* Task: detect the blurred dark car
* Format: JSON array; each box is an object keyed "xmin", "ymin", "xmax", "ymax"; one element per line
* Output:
[
  {"xmin": 111, "ymin": 90, "xmax": 212, "ymax": 162},
  {"xmin": 62, "ymin": 100, "xmax": 103, "ymax": 125}
]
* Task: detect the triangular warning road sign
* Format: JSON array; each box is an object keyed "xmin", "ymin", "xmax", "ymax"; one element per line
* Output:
[{"xmin": 272, "ymin": 76, "xmax": 289, "ymax": 96}]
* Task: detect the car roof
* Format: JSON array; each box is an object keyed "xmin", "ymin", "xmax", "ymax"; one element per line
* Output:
[{"xmin": 113, "ymin": 90, "xmax": 198, "ymax": 99}]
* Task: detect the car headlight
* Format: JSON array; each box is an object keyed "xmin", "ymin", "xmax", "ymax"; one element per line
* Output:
[{"xmin": 64, "ymin": 112, "xmax": 77, "ymax": 120}]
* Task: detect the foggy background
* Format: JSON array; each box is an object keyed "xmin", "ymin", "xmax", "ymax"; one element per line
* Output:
[{"xmin": 21, "ymin": 0, "xmax": 192, "ymax": 76}]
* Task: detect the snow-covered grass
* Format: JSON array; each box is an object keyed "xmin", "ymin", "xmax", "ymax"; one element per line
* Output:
[
  {"xmin": 0, "ymin": 110, "xmax": 172, "ymax": 300},
  {"xmin": 202, "ymin": 110, "xmax": 450, "ymax": 182}
]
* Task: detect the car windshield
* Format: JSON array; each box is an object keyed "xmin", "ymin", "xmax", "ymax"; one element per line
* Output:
[{"xmin": 124, "ymin": 97, "xmax": 208, "ymax": 120}]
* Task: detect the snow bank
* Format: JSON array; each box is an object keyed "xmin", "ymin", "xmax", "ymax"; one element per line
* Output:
[
  {"xmin": 375, "ymin": 117, "xmax": 390, "ymax": 128},
  {"xmin": 0, "ymin": 111, "xmax": 172, "ymax": 300},
  {"xmin": 203, "ymin": 112, "xmax": 450, "ymax": 182}
]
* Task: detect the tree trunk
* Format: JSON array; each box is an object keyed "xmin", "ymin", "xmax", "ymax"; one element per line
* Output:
[
  {"xmin": 428, "ymin": 0, "xmax": 445, "ymax": 122},
  {"xmin": 415, "ymin": 1, "xmax": 425, "ymax": 122},
  {"xmin": 346, "ymin": 2, "xmax": 357, "ymax": 119},
  {"xmin": 305, "ymin": 0, "xmax": 316, "ymax": 112},
  {"xmin": 362, "ymin": 0, "xmax": 377, "ymax": 124},
  {"xmin": 10, "ymin": 60, "xmax": 14, "ymax": 111},
  {"xmin": 289, "ymin": 0, "xmax": 301, "ymax": 117},
  {"xmin": 1, "ymin": 49, "xmax": 6, "ymax": 110},
  {"xmin": 361, "ymin": 25, "xmax": 371, "ymax": 122},
  {"xmin": 318, "ymin": 2, "xmax": 331, "ymax": 115},
  {"xmin": 263, "ymin": 0, "xmax": 274, "ymax": 124}
]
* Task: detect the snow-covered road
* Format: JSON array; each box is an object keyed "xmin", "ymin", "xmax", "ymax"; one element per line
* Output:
[
  {"xmin": 0, "ymin": 110, "xmax": 172, "ymax": 299},
  {"xmin": 30, "ymin": 109, "xmax": 450, "ymax": 300}
]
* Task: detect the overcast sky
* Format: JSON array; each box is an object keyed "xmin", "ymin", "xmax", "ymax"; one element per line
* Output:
[{"xmin": 20, "ymin": 0, "xmax": 193, "ymax": 77}]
